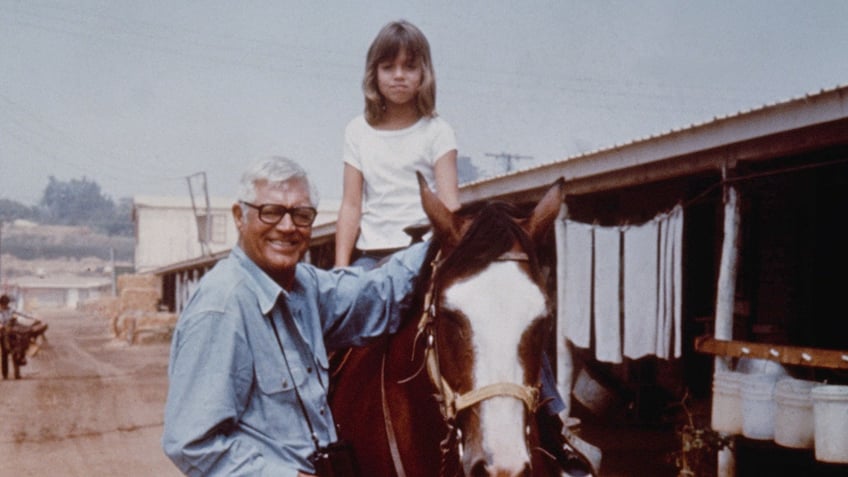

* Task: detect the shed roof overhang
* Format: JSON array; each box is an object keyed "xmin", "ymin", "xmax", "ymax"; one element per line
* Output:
[{"xmin": 460, "ymin": 86, "xmax": 848, "ymax": 204}]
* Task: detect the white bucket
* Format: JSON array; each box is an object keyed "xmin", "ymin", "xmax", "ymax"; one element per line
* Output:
[
  {"xmin": 736, "ymin": 357, "xmax": 789, "ymax": 377},
  {"xmin": 774, "ymin": 378, "xmax": 816, "ymax": 449},
  {"xmin": 741, "ymin": 374, "xmax": 778, "ymax": 440},
  {"xmin": 711, "ymin": 371, "xmax": 744, "ymax": 434},
  {"xmin": 812, "ymin": 384, "xmax": 848, "ymax": 463}
]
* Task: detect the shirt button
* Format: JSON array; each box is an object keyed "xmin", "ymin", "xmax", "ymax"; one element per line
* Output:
[
  {"xmin": 282, "ymin": 379, "xmax": 288, "ymax": 388},
  {"xmin": 307, "ymin": 367, "xmax": 313, "ymax": 373},
  {"xmin": 319, "ymin": 407, "xmax": 325, "ymax": 415}
]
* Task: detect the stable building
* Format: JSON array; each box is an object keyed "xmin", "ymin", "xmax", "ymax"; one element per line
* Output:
[{"xmin": 445, "ymin": 84, "xmax": 848, "ymax": 475}]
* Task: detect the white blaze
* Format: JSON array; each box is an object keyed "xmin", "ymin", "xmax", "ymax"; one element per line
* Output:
[{"xmin": 443, "ymin": 261, "xmax": 547, "ymax": 472}]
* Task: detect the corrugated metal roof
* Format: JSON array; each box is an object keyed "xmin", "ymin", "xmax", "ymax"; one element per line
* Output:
[
  {"xmin": 467, "ymin": 84, "xmax": 848, "ymax": 187},
  {"xmin": 459, "ymin": 83, "xmax": 848, "ymax": 202}
]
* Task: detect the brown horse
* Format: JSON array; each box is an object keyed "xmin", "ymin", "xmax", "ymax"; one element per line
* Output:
[{"xmin": 330, "ymin": 174, "xmax": 565, "ymax": 476}]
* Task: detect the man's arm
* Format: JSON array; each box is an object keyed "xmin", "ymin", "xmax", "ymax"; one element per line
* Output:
[{"xmin": 316, "ymin": 241, "xmax": 429, "ymax": 349}]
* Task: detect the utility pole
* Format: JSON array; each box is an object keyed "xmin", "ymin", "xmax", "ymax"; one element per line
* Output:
[
  {"xmin": 484, "ymin": 152, "xmax": 533, "ymax": 174},
  {"xmin": 186, "ymin": 172, "xmax": 212, "ymax": 256},
  {"xmin": 0, "ymin": 220, "xmax": 3, "ymax": 285}
]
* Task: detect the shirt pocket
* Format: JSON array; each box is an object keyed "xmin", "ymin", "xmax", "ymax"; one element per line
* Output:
[{"xmin": 254, "ymin": 357, "xmax": 308, "ymax": 396}]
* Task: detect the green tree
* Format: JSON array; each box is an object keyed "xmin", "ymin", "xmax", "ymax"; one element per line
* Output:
[
  {"xmin": 0, "ymin": 198, "xmax": 37, "ymax": 222},
  {"xmin": 38, "ymin": 176, "xmax": 133, "ymax": 236},
  {"xmin": 104, "ymin": 197, "xmax": 135, "ymax": 236}
]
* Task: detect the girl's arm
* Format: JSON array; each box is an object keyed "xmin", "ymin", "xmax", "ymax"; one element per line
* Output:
[
  {"xmin": 334, "ymin": 163, "xmax": 364, "ymax": 267},
  {"xmin": 434, "ymin": 149, "xmax": 460, "ymax": 211}
]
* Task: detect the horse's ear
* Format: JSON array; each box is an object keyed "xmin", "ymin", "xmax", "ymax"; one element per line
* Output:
[
  {"xmin": 524, "ymin": 177, "xmax": 565, "ymax": 244},
  {"xmin": 418, "ymin": 171, "xmax": 462, "ymax": 247}
]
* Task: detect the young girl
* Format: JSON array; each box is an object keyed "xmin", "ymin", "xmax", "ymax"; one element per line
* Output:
[
  {"xmin": 334, "ymin": 20, "xmax": 460, "ymax": 269},
  {"xmin": 332, "ymin": 20, "xmax": 595, "ymax": 474}
]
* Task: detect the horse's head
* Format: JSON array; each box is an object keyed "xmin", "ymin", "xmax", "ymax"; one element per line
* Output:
[{"xmin": 417, "ymin": 173, "xmax": 564, "ymax": 477}]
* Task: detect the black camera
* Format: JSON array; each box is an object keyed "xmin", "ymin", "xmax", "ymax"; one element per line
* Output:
[{"xmin": 307, "ymin": 440, "xmax": 360, "ymax": 477}]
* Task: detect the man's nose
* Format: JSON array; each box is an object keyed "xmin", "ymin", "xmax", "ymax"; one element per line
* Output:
[{"xmin": 275, "ymin": 212, "xmax": 296, "ymax": 230}]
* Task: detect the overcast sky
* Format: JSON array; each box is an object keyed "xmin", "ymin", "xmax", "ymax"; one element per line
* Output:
[{"xmin": 2, "ymin": 1, "xmax": 847, "ymax": 206}]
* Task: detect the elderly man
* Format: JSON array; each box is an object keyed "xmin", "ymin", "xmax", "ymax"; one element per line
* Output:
[{"xmin": 162, "ymin": 156, "xmax": 426, "ymax": 476}]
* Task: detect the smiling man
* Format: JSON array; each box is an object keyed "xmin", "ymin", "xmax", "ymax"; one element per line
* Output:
[{"xmin": 162, "ymin": 156, "xmax": 427, "ymax": 477}]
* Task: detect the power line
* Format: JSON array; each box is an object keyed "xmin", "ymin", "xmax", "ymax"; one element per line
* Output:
[{"xmin": 484, "ymin": 152, "xmax": 533, "ymax": 174}]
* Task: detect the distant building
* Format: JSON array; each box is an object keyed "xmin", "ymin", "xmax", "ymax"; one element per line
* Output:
[
  {"xmin": 457, "ymin": 155, "xmax": 480, "ymax": 184},
  {"xmin": 5, "ymin": 275, "xmax": 112, "ymax": 311},
  {"xmin": 132, "ymin": 196, "xmax": 238, "ymax": 273}
]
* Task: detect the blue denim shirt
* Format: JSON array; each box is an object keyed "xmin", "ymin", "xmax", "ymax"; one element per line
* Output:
[{"xmin": 162, "ymin": 243, "xmax": 427, "ymax": 476}]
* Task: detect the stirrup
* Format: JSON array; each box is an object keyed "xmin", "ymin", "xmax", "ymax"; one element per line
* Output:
[{"xmin": 557, "ymin": 439, "xmax": 595, "ymax": 476}]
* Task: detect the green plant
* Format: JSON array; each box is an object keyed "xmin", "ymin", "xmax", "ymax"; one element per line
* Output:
[{"xmin": 669, "ymin": 391, "xmax": 734, "ymax": 477}]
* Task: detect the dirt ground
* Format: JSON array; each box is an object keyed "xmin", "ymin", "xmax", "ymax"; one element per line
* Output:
[{"xmin": 0, "ymin": 308, "xmax": 181, "ymax": 476}]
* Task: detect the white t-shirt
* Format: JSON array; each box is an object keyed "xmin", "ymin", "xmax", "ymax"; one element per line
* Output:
[{"xmin": 343, "ymin": 114, "xmax": 457, "ymax": 250}]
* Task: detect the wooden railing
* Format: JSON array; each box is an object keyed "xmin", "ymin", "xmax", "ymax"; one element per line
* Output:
[{"xmin": 695, "ymin": 335, "xmax": 848, "ymax": 370}]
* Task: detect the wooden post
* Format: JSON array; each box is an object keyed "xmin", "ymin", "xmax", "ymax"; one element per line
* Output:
[
  {"xmin": 715, "ymin": 183, "xmax": 741, "ymax": 477},
  {"xmin": 554, "ymin": 203, "xmax": 574, "ymax": 420},
  {"xmin": 715, "ymin": 185, "xmax": 740, "ymax": 367}
]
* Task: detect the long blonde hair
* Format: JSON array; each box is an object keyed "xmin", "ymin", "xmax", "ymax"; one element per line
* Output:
[{"xmin": 363, "ymin": 20, "xmax": 437, "ymax": 125}]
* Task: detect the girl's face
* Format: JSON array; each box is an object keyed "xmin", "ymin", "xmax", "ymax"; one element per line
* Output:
[{"xmin": 376, "ymin": 48, "xmax": 423, "ymax": 107}]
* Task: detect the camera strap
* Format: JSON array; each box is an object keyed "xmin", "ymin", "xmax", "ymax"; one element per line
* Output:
[{"xmin": 268, "ymin": 313, "xmax": 322, "ymax": 453}]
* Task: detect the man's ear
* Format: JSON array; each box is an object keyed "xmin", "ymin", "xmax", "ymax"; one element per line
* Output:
[{"xmin": 232, "ymin": 203, "xmax": 245, "ymax": 231}]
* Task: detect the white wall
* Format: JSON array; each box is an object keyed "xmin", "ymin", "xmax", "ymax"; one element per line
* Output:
[{"xmin": 134, "ymin": 199, "xmax": 238, "ymax": 273}]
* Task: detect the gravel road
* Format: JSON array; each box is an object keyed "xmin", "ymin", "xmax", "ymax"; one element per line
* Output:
[{"xmin": 0, "ymin": 308, "xmax": 182, "ymax": 476}]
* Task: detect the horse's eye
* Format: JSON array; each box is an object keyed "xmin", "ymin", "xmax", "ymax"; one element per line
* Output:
[
  {"xmin": 437, "ymin": 309, "xmax": 468, "ymax": 337},
  {"xmin": 438, "ymin": 309, "xmax": 465, "ymax": 326}
]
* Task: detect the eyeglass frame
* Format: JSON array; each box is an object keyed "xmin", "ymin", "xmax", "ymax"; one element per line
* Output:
[{"xmin": 240, "ymin": 201, "xmax": 318, "ymax": 227}]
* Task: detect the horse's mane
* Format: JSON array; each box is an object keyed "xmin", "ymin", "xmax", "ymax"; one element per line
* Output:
[
  {"xmin": 437, "ymin": 200, "xmax": 541, "ymax": 282},
  {"xmin": 405, "ymin": 199, "xmax": 543, "ymax": 326}
]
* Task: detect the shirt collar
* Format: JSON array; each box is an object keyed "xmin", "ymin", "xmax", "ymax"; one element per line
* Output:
[{"xmin": 230, "ymin": 245, "xmax": 286, "ymax": 315}]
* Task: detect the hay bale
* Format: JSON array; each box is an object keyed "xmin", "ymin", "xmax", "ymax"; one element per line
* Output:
[
  {"xmin": 134, "ymin": 310, "xmax": 178, "ymax": 330},
  {"xmin": 113, "ymin": 312, "xmax": 135, "ymax": 341},
  {"xmin": 119, "ymin": 288, "xmax": 160, "ymax": 313},
  {"xmin": 134, "ymin": 326, "xmax": 174, "ymax": 345},
  {"xmin": 117, "ymin": 274, "xmax": 161, "ymax": 295},
  {"xmin": 114, "ymin": 310, "xmax": 177, "ymax": 344},
  {"xmin": 78, "ymin": 296, "xmax": 122, "ymax": 320}
]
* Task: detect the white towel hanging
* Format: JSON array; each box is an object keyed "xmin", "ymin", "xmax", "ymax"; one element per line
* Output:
[
  {"xmin": 594, "ymin": 226, "xmax": 622, "ymax": 363},
  {"xmin": 560, "ymin": 219, "xmax": 594, "ymax": 349}
]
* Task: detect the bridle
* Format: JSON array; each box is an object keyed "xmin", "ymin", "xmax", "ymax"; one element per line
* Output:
[
  {"xmin": 383, "ymin": 248, "xmax": 542, "ymax": 476},
  {"xmin": 416, "ymin": 250, "xmax": 541, "ymax": 422}
]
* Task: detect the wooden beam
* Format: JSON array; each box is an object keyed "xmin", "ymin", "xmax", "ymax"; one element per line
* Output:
[{"xmin": 695, "ymin": 336, "xmax": 848, "ymax": 370}]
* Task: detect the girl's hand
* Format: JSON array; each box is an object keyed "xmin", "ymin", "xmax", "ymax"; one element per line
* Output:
[{"xmin": 297, "ymin": 473, "xmax": 317, "ymax": 477}]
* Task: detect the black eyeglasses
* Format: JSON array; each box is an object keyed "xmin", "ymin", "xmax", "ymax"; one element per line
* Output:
[{"xmin": 240, "ymin": 201, "xmax": 318, "ymax": 227}]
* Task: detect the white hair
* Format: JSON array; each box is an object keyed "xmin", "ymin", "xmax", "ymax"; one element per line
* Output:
[{"xmin": 236, "ymin": 156, "xmax": 320, "ymax": 208}]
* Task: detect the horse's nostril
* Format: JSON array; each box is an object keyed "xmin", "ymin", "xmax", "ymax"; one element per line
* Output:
[{"xmin": 470, "ymin": 459, "xmax": 489, "ymax": 477}]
